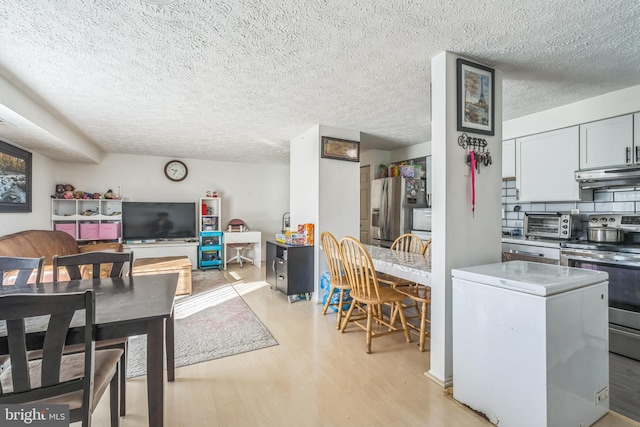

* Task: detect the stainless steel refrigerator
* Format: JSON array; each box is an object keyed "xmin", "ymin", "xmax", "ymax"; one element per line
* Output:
[{"xmin": 371, "ymin": 176, "xmax": 427, "ymax": 247}]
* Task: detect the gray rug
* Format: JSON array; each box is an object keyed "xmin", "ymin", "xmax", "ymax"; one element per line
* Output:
[{"xmin": 126, "ymin": 270, "xmax": 278, "ymax": 378}]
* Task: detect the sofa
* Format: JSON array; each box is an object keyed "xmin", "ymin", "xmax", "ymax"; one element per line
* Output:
[{"xmin": 0, "ymin": 230, "xmax": 123, "ymax": 283}]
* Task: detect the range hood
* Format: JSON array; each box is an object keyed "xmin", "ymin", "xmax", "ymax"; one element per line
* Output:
[{"xmin": 575, "ymin": 166, "xmax": 640, "ymax": 189}]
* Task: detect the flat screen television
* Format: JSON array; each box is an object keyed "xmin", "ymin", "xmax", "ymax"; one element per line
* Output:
[{"xmin": 122, "ymin": 202, "xmax": 196, "ymax": 242}]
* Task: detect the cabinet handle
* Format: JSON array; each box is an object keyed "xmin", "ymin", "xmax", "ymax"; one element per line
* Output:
[
  {"xmin": 626, "ymin": 147, "xmax": 631, "ymax": 163},
  {"xmin": 636, "ymin": 146, "xmax": 639, "ymax": 163},
  {"xmin": 271, "ymin": 260, "xmax": 276, "ymax": 272}
]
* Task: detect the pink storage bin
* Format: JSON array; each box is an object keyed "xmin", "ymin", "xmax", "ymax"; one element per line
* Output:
[
  {"xmin": 99, "ymin": 223, "xmax": 121, "ymax": 240},
  {"xmin": 54, "ymin": 223, "xmax": 76, "ymax": 239},
  {"xmin": 79, "ymin": 223, "xmax": 99, "ymax": 239}
]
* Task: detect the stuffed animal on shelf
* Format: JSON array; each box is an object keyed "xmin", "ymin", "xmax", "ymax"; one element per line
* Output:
[
  {"xmin": 55, "ymin": 184, "xmax": 64, "ymax": 199},
  {"xmin": 63, "ymin": 184, "xmax": 75, "ymax": 199},
  {"xmin": 104, "ymin": 189, "xmax": 114, "ymax": 199},
  {"xmin": 73, "ymin": 190, "xmax": 84, "ymax": 199}
]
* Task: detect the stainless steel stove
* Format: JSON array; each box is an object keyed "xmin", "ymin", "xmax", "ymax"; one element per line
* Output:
[{"xmin": 561, "ymin": 236, "xmax": 640, "ymax": 364}]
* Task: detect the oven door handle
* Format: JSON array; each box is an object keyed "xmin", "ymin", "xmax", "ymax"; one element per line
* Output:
[
  {"xmin": 509, "ymin": 250, "xmax": 548, "ymax": 258},
  {"xmin": 562, "ymin": 253, "xmax": 640, "ymax": 268},
  {"xmin": 610, "ymin": 324, "xmax": 640, "ymax": 339}
]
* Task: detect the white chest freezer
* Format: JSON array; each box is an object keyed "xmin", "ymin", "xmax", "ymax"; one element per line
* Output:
[{"xmin": 452, "ymin": 261, "xmax": 609, "ymax": 427}]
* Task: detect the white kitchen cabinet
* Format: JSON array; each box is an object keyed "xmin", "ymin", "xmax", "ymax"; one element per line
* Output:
[
  {"xmin": 579, "ymin": 114, "xmax": 633, "ymax": 170},
  {"xmin": 502, "ymin": 139, "xmax": 516, "ymax": 179},
  {"xmin": 516, "ymin": 126, "xmax": 581, "ymax": 202}
]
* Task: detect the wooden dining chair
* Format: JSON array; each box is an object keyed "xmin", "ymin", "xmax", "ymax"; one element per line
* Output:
[
  {"xmin": 53, "ymin": 251, "xmax": 133, "ymax": 281},
  {"xmin": 320, "ymin": 231, "xmax": 366, "ymax": 330},
  {"xmin": 339, "ymin": 236, "xmax": 411, "ymax": 353},
  {"xmin": 393, "ymin": 237, "xmax": 433, "ymax": 352},
  {"xmin": 0, "ymin": 291, "xmax": 122, "ymax": 427},
  {"xmin": 53, "ymin": 251, "xmax": 132, "ymax": 416},
  {"xmin": 0, "ymin": 256, "xmax": 44, "ymax": 286},
  {"xmin": 377, "ymin": 233, "xmax": 425, "ymax": 288}
]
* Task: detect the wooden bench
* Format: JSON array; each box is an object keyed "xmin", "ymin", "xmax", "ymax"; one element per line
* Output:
[{"xmin": 132, "ymin": 256, "xmax": 192, "ymax": 295}]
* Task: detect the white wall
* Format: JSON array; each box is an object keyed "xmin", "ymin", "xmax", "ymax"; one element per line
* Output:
[
  {"xmin": 290, "ymin": 125, "xmax": 360, "ymax": 300},
  {"xmin": 390, "ymin": 141, "xmax": 431, "ymax": 163},
  {"xmin": 504, "ymin": 83, "xmax": 640, "ymax": 139},
  {"xmin": 360, "ymin": 149, "xmax": 390, "ymax": 179},
  {"xmin": 290, "ymin": 126, "xmax": 320, "ymax": 228},
  {"xmin": 0, "ymin": 151, "xmax": 56, "ymax": 236},
  {"xmin": 53, "ymin": 153, "xmax": 289, "ymax": 259}
]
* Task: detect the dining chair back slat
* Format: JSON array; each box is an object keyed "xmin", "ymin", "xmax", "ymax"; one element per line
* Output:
[
  {"xmin": 53, "ymin": 251, "xmax": 133, "ymax": 281},
  {"xmin": 0, "ymin": 292, "xmax": 93, "ymax": 402},
  {"xmin": 391, "ymin": 233, "xmax": 425, "ymax": 254},
  {"xmin": 0, "ymin": 256, "xmax": 44, "ymax": 286}
]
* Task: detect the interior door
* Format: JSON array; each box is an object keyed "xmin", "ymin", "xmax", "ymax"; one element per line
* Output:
[{"xmin": 360, "ymin": 165, "xmax": 371, "ymax": 243}]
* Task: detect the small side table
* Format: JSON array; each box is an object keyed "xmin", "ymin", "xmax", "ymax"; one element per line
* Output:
[{"xmin": 133, "ymin": 256, "xmax": 192, "ymax": 295}]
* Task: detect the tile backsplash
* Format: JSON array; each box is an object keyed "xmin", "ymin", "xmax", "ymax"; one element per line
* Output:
[{"xmin": 502, "ymin": 180, "xmax": 640, "ymax": 237}]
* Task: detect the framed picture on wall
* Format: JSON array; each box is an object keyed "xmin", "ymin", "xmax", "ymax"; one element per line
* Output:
[
  {"xmin": 0, "ymin": 140, "xmax": 32, "ymax": 213},
  {"xmin": 457, "ymin": 58, "xmax": 495, "ymax": 136},
  {"xmin": 321, "ymin": 137, "xmax": 360, "ymax": 162}
]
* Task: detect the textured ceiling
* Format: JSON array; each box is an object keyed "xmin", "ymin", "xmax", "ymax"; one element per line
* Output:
[{"xmin": 0, "ymin": 0, "xmax": 639, "ymax": 164}]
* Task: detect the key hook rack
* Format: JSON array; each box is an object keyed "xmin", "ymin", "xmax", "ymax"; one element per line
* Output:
[
  {"xmin": 459, "ymin": 133, "xmax": 492, "ymax": 170},
  {"xmin": 458, "ymin": 133, "xmax": 487, "ymax": 150}
]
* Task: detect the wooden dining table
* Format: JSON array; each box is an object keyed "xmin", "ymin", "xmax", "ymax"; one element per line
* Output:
[{"xmin": 0, "ymin": 273, "xmax": 178, "ymax": 427}]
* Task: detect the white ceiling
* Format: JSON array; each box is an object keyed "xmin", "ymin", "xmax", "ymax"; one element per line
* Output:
[{"xmin": 0, "ymin": 0, "xmax": 639, "ymax": 165}]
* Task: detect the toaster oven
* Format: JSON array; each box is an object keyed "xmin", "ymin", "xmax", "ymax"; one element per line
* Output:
[{"xmin": 524, "ymin": 212, "xmax": 581, "ymax": 239}]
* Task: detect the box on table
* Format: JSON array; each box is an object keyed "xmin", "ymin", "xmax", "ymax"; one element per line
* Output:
[
  {"xmin": 99, "ymin": 223, "xmax": 121, "ymax": 240},
  {"xmin": 295, "ymin": 223, "xmax": 314, "ymax": 246},
  {"xmin": 55, "ymin": 223, "xmax": 76, "ymax": 239},
  {"xmin": 79, "ymin": 222, "xmax": 99, "ymax": 239}
]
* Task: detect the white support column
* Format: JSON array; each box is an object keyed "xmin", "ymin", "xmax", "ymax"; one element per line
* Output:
[{"xmin": 428, "ymin": 51, "xmax": 503, "ymax": 386}]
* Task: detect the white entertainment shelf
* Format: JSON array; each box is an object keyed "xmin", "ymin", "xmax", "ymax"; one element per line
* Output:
[{"xmin": 123, "ymin": 241, "xmax": 198, "ymax": 267}]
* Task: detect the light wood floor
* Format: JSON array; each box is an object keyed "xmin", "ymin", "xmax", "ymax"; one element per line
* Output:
[{"xmin": 91, "ymin": 264, "xmax": 639, "ymax": 427}]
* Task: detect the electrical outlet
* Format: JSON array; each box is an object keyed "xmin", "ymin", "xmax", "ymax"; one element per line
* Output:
[{"xmin": 595, "ymin": 386, "xmax": 609, "ymax": 405}]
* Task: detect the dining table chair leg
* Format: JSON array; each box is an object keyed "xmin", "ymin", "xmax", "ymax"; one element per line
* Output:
[
  {"xmin": 340, "ymin": 302, "xmax": 357, "ymax": 333},
  {"xmin": 110, "ymin": 362, "xmax": 120, "ymax": 427},
  {"xmin": 335, "ymin": 289, "xmax": 345, "ymax": 330},
  {"xmin": 366, "ymin": 305, "xmax": 374, "ymax": 354},
  {"xmin": 322, "ymin": 285, "xmax": 336, "ymax": 315},
  {"xmin": 419, "ymin": 301, "xmax": 428, "ymax": 352}
]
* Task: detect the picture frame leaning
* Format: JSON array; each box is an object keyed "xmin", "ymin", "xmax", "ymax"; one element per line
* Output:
[
  {"xmin": 0, "ymin": 140, "xmax": 32, "ymax": 213},
  {"xmin": 457, "ymin": 58, "xmax": 495, "ymax": 136}
]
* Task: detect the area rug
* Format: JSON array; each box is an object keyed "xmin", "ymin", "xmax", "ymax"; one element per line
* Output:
[{"xmin": 126, "ymin": 270, "xmax": 278, "ymax": 378}]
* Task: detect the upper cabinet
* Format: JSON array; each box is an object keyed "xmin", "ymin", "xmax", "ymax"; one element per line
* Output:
[
  {"xmin": 579, "ymin": 114, "xmax": 634, "ymax": 170},
  {"xmin": 516, "ymin": 126, "xmax": 582, "ymax": 202},
  {"xmin": 502, "ymin": 139, "xmax": 516, "ymax": 179}
]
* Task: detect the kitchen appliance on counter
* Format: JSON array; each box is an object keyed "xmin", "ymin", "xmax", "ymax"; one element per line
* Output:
[
  {"xmin": 452, "ymin": 261, "xmax": 609, "ymax": 427},
  {"xmin": 371, "ymin": 176, "xmax": 427, "ymax": 247},
  {"xmin": 524, "ymin": 212, "xmax": 581, "ymax": 239},
  {"xmin": 411, "ymin": 208, "xmax": 432, "ymax": 243},
  {"xmin": 586, "ymin": 213, "xmax": 640, "ymax": 243}
]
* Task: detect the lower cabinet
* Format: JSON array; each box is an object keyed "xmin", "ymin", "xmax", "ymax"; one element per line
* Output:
[{"xmin": 266, "ymin": 241, "xmax": 313, "ymax": 300}]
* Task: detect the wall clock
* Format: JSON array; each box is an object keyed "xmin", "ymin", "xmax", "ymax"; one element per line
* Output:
[{"xmin": 164, "ymin": 160, "xmax": 188, "ymax": 182}]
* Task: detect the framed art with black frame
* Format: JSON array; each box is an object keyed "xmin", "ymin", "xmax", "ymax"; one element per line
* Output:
[
  {"xmin": 321, "ymin": 136, "xmax": 360, "ymax": 162},
  {"xmin": 0, "ymin": 140, "xmax": 32, "ymax": 213},
  {"xmin": 457, "ymin": 58, "xmax": 495, "ymax": 136}
]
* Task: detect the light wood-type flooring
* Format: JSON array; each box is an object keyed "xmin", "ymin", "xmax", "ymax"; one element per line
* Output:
[{"xmin": 92, "ymin": 263, "xmax": 639, "ymax": 427}]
